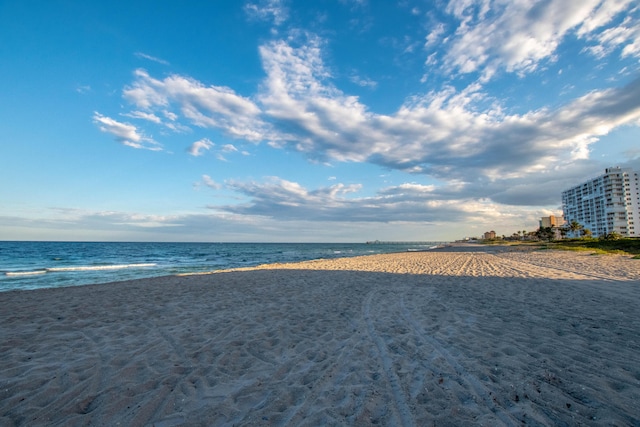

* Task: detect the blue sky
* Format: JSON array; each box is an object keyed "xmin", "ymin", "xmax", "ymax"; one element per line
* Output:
[{"xmin": 1, "ymin": 0, "xmax": 639, "ymax": 242}]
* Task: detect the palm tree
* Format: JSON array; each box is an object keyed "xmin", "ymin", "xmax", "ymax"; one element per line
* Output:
[
  {"xmin": 569, "ymin": 220, "xmax": 583, "ymax": 238},
  {"xmin": 602, "ymin": 231, "xmax": 621, "ymax": 240},
  {"xmin": 536, "ymin": 227, "xmax": 555, "ymax": 242}
]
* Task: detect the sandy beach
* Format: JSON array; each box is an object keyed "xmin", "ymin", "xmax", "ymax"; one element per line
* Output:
[{"xmin": 1, "ymin": 245, "xmax": 639, "ymax": 426}]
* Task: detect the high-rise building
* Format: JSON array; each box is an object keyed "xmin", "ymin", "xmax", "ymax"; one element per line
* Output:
[{"xmin": 561, "ymin": 167, "xmax": 640, "ymax": 237}]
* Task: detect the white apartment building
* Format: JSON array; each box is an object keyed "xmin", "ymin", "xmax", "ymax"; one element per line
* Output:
[{"xmin": 561, "ymin": 167, "xmax": 640, "ymax": 237}]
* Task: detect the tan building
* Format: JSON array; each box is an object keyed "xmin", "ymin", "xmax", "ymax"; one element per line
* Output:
[
  {"xmin": 540, "ymin": 215, "xmax": 565, "ymax": 228},
  {"xmin": 483, "ymin": 230, "xmax": 496, "ymax": 240}
]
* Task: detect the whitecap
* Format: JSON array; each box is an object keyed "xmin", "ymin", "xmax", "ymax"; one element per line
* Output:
[{"xmin": 46, "ymin": 263, "xmax": 157, "ymax": 272}]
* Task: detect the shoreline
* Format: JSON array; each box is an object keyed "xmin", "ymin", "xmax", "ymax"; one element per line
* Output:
[
  {"xmin": 1, "ymin": 247, "xmax": 639, "ymax": 425},
  {"xmin": 0, "ymin": 241, "xmax": 444, "ymax": 293}
]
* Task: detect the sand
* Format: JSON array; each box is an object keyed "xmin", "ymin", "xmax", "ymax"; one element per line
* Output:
[{"xmin": 1, "ymin": 245, "xmax": 639, "ymax": 426}]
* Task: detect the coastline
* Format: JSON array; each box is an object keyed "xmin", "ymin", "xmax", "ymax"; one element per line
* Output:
[
  {"xmin": 1, "ymin": 246, "xmax": 639, "ymax": 425},
  {"xmin": 0, "ymin": 241, "xmax": 441, "ymax": 292}
]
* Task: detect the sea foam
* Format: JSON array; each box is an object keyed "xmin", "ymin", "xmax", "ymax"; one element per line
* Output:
[{"xmin": 5, "ymin": 263, "xmax": 157, "ymax": 277}]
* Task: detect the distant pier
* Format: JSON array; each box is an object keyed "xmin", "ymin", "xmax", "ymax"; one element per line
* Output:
[{"xmin": 365, "ymin": 240, "xmax": 448, "ymax": 245}]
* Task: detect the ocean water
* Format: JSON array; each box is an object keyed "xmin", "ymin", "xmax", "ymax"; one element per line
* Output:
[{"xmin": 0, "ymin": 241, "xmax": 442, "ymax": 292}]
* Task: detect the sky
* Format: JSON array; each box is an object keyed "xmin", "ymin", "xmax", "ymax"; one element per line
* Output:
[{"xmin": 1, "ymin": 0, "xmax": 640, "ymax": 242}]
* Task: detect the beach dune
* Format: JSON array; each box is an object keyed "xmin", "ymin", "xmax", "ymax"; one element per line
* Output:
[{"xmin": 1, "ymin": 246, "xmax": 639, "ymax": 426}]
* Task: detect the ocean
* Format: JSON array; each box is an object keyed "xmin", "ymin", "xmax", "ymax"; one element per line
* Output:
[{"xmin": 0, "ymin": 241, "xmax": 442, "ymax": 292}]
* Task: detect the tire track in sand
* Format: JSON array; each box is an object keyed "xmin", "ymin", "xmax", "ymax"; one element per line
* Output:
[
  {"xmin": 398, "ymin": 296, "xmax": 519, "ymax": 427},
  {"xmin": 493, "ymin": 252, "xmax": 623, "ymax": 282},
  {"xmin": 363, "ymin": 289, "xmax": 415, "ymax": 427},
  {"xmin": 275, "ymin": 345, "xmax": 351, "ymax": 426}
]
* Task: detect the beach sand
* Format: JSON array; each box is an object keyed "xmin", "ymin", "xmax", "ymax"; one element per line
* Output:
[{"xmin": 1, "ymin": 245, "xmax": 639, "ymax": 426}]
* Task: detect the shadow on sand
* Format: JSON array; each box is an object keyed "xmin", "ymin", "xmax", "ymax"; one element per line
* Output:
[{"xmin": 1, "ymin": 267, "xmax": 639, "ymax": 426}]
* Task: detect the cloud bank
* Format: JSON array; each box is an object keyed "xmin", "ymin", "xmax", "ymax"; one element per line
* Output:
[
  {"xmin": 90, "ymin": 0, "xmax": 640, "ymax": 235},
  {"xmin": 103, "ymin": 40, "xmax": 640, "ymax": 177}
]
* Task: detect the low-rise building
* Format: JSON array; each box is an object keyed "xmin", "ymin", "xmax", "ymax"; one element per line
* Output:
[
  {"xmin": 540, "ymin": 215, "xmax": 565, "ymax": 228},
  {"xmin": 483, "ymin": 230, "xmax": 496, "ymax": 240}
]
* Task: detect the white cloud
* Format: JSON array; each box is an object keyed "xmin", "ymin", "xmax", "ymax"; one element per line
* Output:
[
  {"xmin": 436, "ymin": 0, "xmax": 635, "ymax": 81},
  {"xmin": 222, "ymin": 144, "xmax": 239, "ymax": 153},
  {"xmin": 582, "ymin": 14, "xmax": 640, "ymax": 60},
  {"xmin": 33, "ymin": 208, "xmax": 182, "ymax": 229},
  {"xmin": 122, "ymin": 69, "xmax": 170, "ymax": 109},
  {"xmin": 224, "ymin": 177, "xmax": 369, "ymax": 220},
  {"xmin": 124, "ymin": 110, "xmax": 162, "ymax": 123},
  {"xmin": 244, "ymin": 0, "xmax": 289, "ymax": 26},
  {"xmin": 135, "ymin": 52, "xmax": 170, "ymax": 65},
  {"xmin": 255, "ymin": 35, "xmax": 640, "ymax": 188},
  {"xmin": 349, "ymin": 73, "xmax": 378, "ymax": 88},
  {"xmin": 0, "ymin": 205, "xmax": 476, "ymax": 242},
  {"xmin": 93, "ymin": 112, "xmax": 162, "ymax": 151},
  {"xmin": 218, "ymin": 176, "xmax": 536, "ymax": 228},
  {"xmin": 424, "ymin": 23, "xmax": 446, "ymax": 48},
  {"xmin": 123, "ymin": 69, "xmax": 266, "ymax": 141},
  {"xmin": 215, "ymin": 144, "xmax": 241, "ymax": 162},
  {"xmin": 576, "ymin": 0, "xmax": 634, "ymax": 36},
  {"xmin": 258, "ymin": 36, "xmax": 379, "ymax": 162},
  {"xmin": 188, "ymin": 138, "xmax": 214, "ymax": 156},
  {"xmin": 201, "ymin": 174, "xmax": 222, "ymax": 189},
  {"xmin": 104, "ymin": 25, "xmax": 640, "ymax": 212},
  {"xmin": 75, "ymin": 84, "xmax": 91, "ymax": 94},
  {"xmin": 164, "ymin": 110, "xmax": 178, "ymax": 121}
]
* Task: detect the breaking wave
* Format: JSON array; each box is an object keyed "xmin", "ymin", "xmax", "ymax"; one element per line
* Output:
[{"xmin": 5, "ymin": 263, "xmax": 157, "ymax": 277}]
